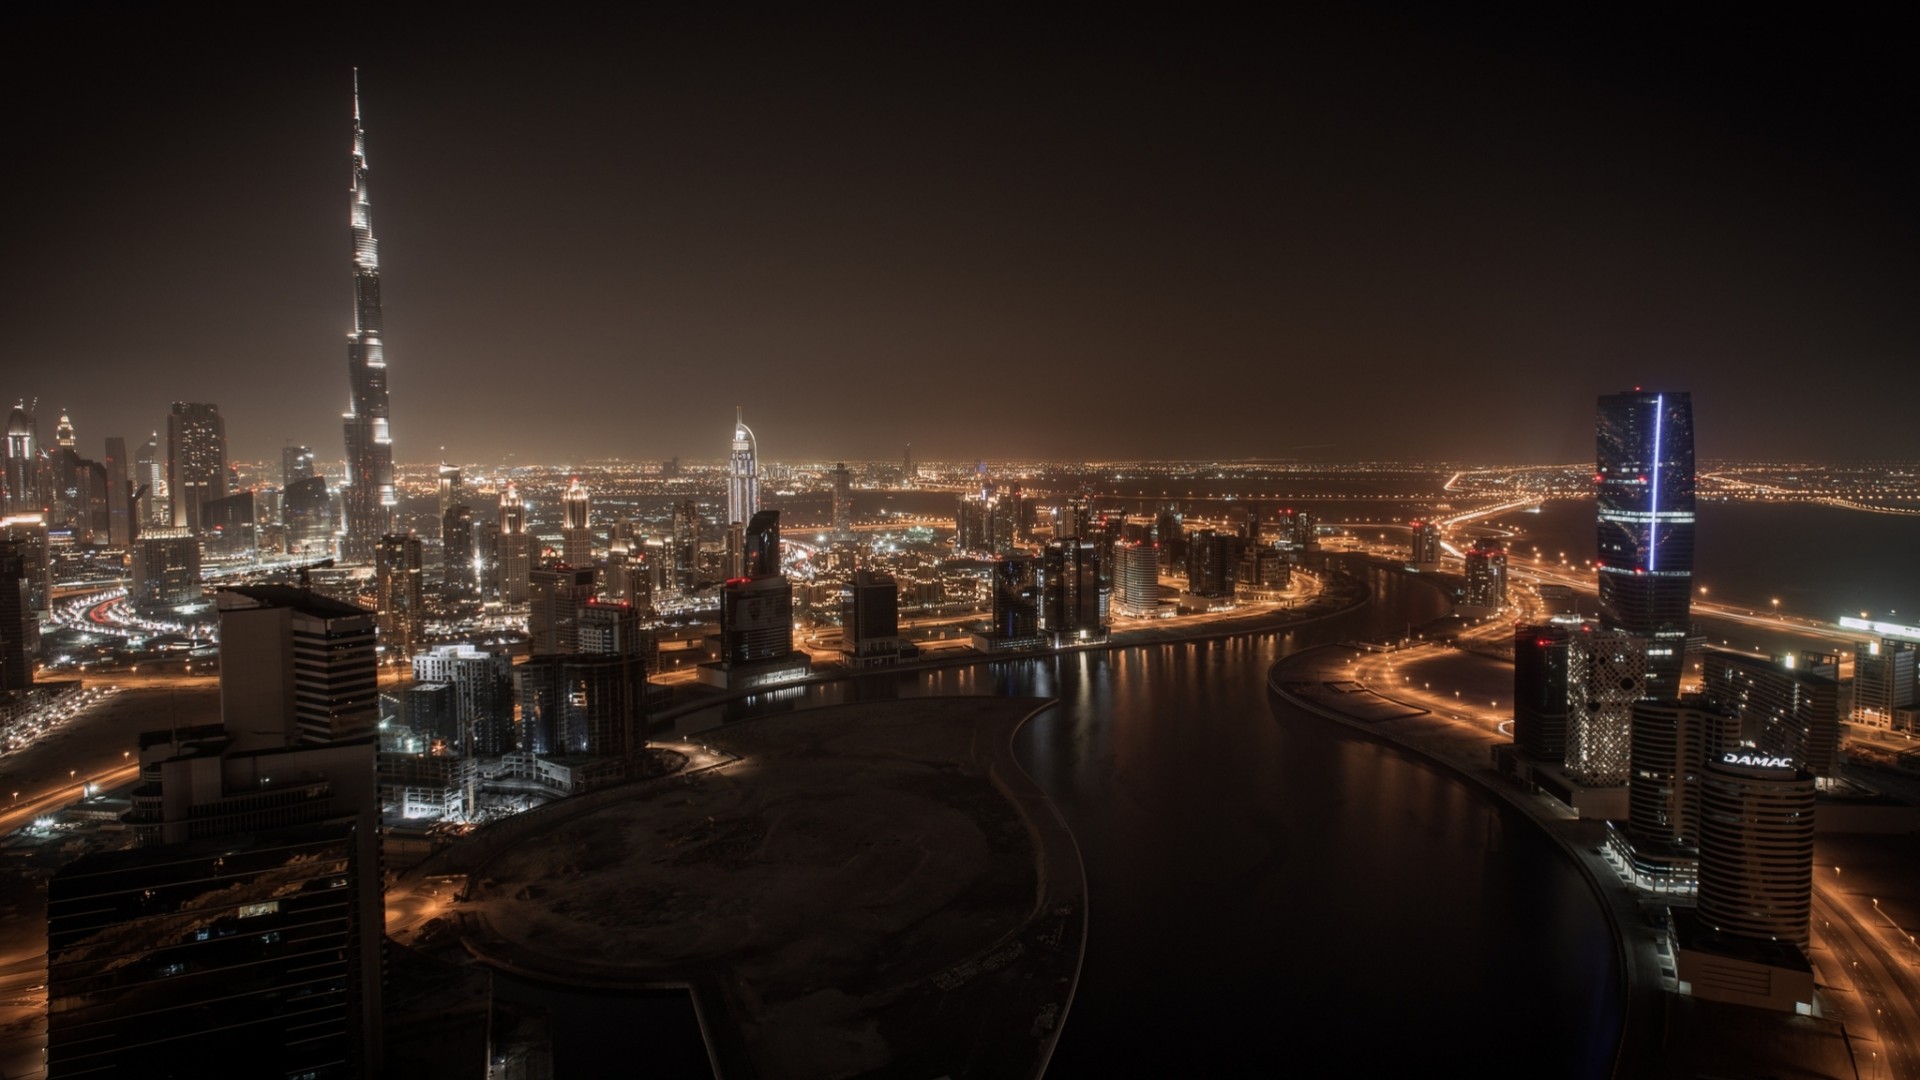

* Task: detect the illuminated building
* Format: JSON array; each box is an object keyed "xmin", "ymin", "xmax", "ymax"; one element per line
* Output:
[
  {"xmin": 727, "ymin": 407, "xmax": 759, "ymax": 525},
  {"xmin": 1595, "ymin": 390, "xmax": 1694, "ymax": 695},
  {"xmin": 577, "ymin": 598, "xmax": 656, "ymax": 666},
  {"xmin": 283, "ymin": 475, "xmax": 332, "ymax": 557},
  {"xmin": 1041, "ymin": 537, "xmax": 1104, "ymax": 645},
  {"xmin": 104, "ymin": 435, "xmax": 131, "ymax": 546},
  {"xmin": 495, "ymin": 483, "xmax": 531, "ymax": 603},
  {"xmin": 135, "ymin": 433, "xmax": 166, "ymax": 527},
  {"xmin": 902, "ymin": 443, "xmax": 913, "ymax": 484},
  {"xmin": 1851, "ymin": 637, "xmax": 1916, "ymax": 727},
  {"xmin": 1114, "ymin": 538, "xmax": 1162, "ymax": 617},
  {"xmin": 1565, "ymin": 628, "xmax": 1646, "ymax": 786},
  {"xmin": 1512, "ymin": 625, "xmax": 1570, "ymax": 764},
  {"xmin": 2, "ymin": 403, "xmax": 38, "ymax": 514},
  {"xmin": 829, "ymin": 461, "xmax": 853, "ymax": 541},
  {"xmin": 412, "ymin": 643, "xmax": 515, "ymax": 755},
  {"xmin": 0, "ymin": 540, "xmax": 31, "ymax": 689},
  {"xmin": 1185, "ymin": 529, "xmax": 1240, "ymax": 599},
  {"xmin": 375, "ymin": 533, "xmax": 424, "ymax": 661},
  {"xmin": 0, "ymin": 514, "xmax": 50, "ymax": 617},
  {"xmin": 844, "ymin": 569, "xmax": 907, "ymax": 666},
  {"xmin": 670, "ymin": 498, "xmax": 700, "ymax": 594},
  {"xmin": 216, "ymin": 585, "xmax": 378, "ymax": 748},
  {"xmin": 1615, "ymin": 698, "xmax": 1740, "ymax": 893},
  {"xmin": 1463, "ymin": 545, "xmax": 1507, "ymax": 610},
  {"xmin": 53, "ymin": 730, "xmax": 382, "ymax": 1076},
  {"xmin": 1154, "ymin": 505, "xmax": 1185, "ymax": 571},
  {"xmin": 130, "ymin": 528, "xmax": 200, "ymax": 609},
  {"xmin": 518, "ymin": 653, "xmax": 647, "ymax": 760},
  {"xmin": 1697, "ymin": 754, "xmax": 1815, "ymax": 946},
  {"xmin": 562, "ymin": 475, "xmax": 592, "ymax": 569},
  {"xmin": 283, "ymin": 444, "xmax": 316, "ymax": 489},
  {"xmin": 1237, "ymin": 545, "xmax": 1289, "ymax": 595},
  {"xmin": 703, "ymin": 510, "xmax": 809, "ymax": 688},
  {"xmin": 167, "ymin": 401, "xmax": 227, "ymax": 534},
  {"xmin": 529, "ymin": 565, "xmax": 596, "ymax": 655},
  {"xmin": 1701, "ymin": 648, "xmax": 1840, "ymax": 778},
  {"xmin": 44, "ymin": 413, "xmax": 110, "ymax": 543},
  {"xmin": 1409, "ymin": 520, "xmax": 1442, "ymax": 570},
  {"xmin": 341, "ymin": 72, "xmax": 397, "ymax": 562},
  {"xmin": 956, "ymin": 489, "xmax": 1017, "ymax": 557}
]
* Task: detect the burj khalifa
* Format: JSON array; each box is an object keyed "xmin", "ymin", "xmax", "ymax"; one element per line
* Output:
[{"xmin": 341, "ymin": 70, "xmax": 396, "ymax": 562}]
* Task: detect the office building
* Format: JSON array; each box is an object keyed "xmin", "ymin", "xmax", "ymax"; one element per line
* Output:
[
  {"xmin": 1852, "ymin": 637, "xmax": 1916, "ymax": 726},
  {"xmin": 1565, "ymin": 628, "xmax": 1646, "ymax": 786},
  {"xmin": 51, "ymin": 730, "xmax": 382, "ymax": 1076},
  {"xmin": 1463, "ymin": 545, "xmax": 1507, "ymax": 611},
  {"xmin": 166, "ymin": 402, "xmax": 227, "ymax": 534},
  {"xmin": 0, "ymin": 540, "xmax": 31, "ymax": 689},
  {"xmin": 495, "ymin": 483, "xmax": 532, "ymax": 603},
  {"xmin": 0, "ymin": 515, "xmax": 50, "ymax": 617},
  {"xmin": 340, "ymin": 75, "xmax": 399, "ymax": 562},
  {"xmin": 441, "ymin": 503, "xmax": 474, "ymax": 593},
  {"xmin": 843, "ymin": 569, "xmax": 907, "ymax": 666},
  {"xmin": 830, "ymin": 462, "xmax": 853, "ymax": 541},
  {"xmin": 973, "ymin": 556, "xmax": 1041, "ymax": 652},
  {"xmin": 1041, "ymin": 537, "xmax": 1104, "ymax": 645},
  {"xmin": 1113, "ymin": 538, "xmax": 1162, "ymax": 617},
  {"xmin": 282, "ymin": 444, "xmax": 316, "ymax": 489},
  {"xmin": 577, "ymin": 599, "xmax": 656, "ymax": 667},
  {"xmin": 727, "ymin": 407, "xmax": 759, "ymax": 525},
  {"xmin": 1595, "ymin": 390, "xmax": 1695, "ymax": 695},
  {"xmin": 1626, "ymin": 699, "xmax": 1739, "ymax": 855},
  {"xmin": 1512, "ymin": 625, "xmax": 1570, "ymax": 764},
  {"xmin": 411, "ymin": 644, "xmax": 516, "ymax": 756},
  {"xmin": 2, "ymin": 403, "xmax": 38, "ymax": 515},
  {"xmin": 529, "ymin": 565, "xmax": 596, "ymax": 655},
  {"xmin": 1410, "ymin": 520, "xmax": 1442, "ymax": 569},
  {"xmin": 1701, "ymin": 648, "xmax": 1841, "ymax": 778},
  {"xmin": 562, "ymin": 475, "xmax": 592, "ymax": 569},
  {"xmin": 518, "ymin": 653, "xmax": 647, "ymax": 760},
  {"xmin": 956, "ymin": 488, "xmax": 1018, "ymax": 557},
  {"xmin": 375, "ymin": 533, "xmax": 424, "ymax": 662},
  {"xmin": 130, "ymin": 528, "xmax": 200, "ymax": 609},
  {"xmin": 702, "ymin": 511, "xmax": 809, "ymax": 688},
  {"xmin": 104, "ymin": 435, "xmax": 132, "ymax": 547},
  {"xmin": 1185, "ymin": 529, "xmax": 1240, "ymax": 599},
  {"xmin": 199, "ymin": 490, "xmax": 256, "ymax": 556},
  {"xmin": 283, "ymin": 475, "xmax": 332, "ymax": 557},
  {"xmin": 217, "ymin": 585, "xmax": 379, "ymax": 748},
  {"xmin": 670, "ymin": 499, "xmax": 701, "ymax": 594},
  {"xmin": 1154, "ymin": 505, "xmax": 1185, "ymax": 571}
]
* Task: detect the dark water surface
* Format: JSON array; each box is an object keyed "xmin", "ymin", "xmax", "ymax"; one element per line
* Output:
[{"xmin": 676, "ymin": 565, "xmax": 1623, "ymax": 1077}]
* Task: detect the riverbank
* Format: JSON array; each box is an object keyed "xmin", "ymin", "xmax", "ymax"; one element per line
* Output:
[{"xmin": 1268, "ymin": 639, "xmax": 1661, "ymax": 1079}]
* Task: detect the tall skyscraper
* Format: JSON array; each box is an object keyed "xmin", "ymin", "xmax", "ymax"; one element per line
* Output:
[
  {"xmin": 1851, "ymin": 637, "xmax": 1916, "ymax": 726},
  {"xmin": 727, "ymin": 408, "xmax": 758, "ymax": 525},
  {"xmin": 1185, "ymin": 529, "xmax": 1240, "ymax": 599},
  {"xmin": 134, "ymin": 433, "xmax": 165, "ymax": 527},
  {"xmin": 375, "ymin": 533, "xmax": 425, "ymax": 662},
  {"xmin": 1512, "ymin": 624, "xmax": 1570, "ymax": 765},
  {"xmin": 670, "ymin": 499, "xmax": 700, "ymax": 594},
  {"xmin": 341, "ymin": 72, "xmax": 397, "ymax": 562},
  {"xmin": 1463, "ymin": 545, "xmax": 1508, "ymax": 610},
  {"xmin": 130, "ymin": 529, "xmax": 200, "ymax": 609},
  {"xmin": 529, "ymin": 565, "xmax": 596, "ymax": 655},
  {"xmin": 1409, "ymin": 519, "xmax": 1442, "ymax": 569},
  {"xmin": 496, "ymin": 483, "xmax": 531, "ymax": 603},
  {"xmin": 2, "ymin": 403, "xmax": 38, "ymax": 515},
  {"xmin": 829, "ymin": 462, "xmax": 853, "ymax": 541},
  {"xmin": 166, "ymin": 402, "xmax": 227, "ymax": 533},
  {"xmin": 216, "ymin": 586, "xmax": 379, "ymax": 748},
  {"xmin": 103, "ymin": 436, "xmax": 132, "ymax": 546},
  {"xmin": 1041, "ymin": 537, "xmax": 1104, "ymax": 645},
  {"xmin": 0, "ymin": 540, "xmax": 32, "ymax": 690},
  {"xmin": 1697, "ymin": 754, "xmax": 1815, "ymax": 947},
  {"xmin": 843, "ymin": 569, "xmax": 904, "ymax": 666},
  {"xmin": 1595, "ymin": 390, "xmax": 1695, "ymax": 694},
  {"xmin": 562, "ymin": 476, "xmax": 593, "ymax": 569},
  {"xmin": 1113, "ymin": 538, "xmax": 1162, "ymax": 617},
  {"xmin": 1701, "ymin": 649, "xmax": 1841, "ymax": 779}
]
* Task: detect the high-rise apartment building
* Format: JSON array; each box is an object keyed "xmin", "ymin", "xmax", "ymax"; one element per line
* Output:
[
  {"xmin": 216, "ymin": 586, "xmax": 379, "ymax": 748},
  {"xmin": 341, "ymin": 72, "xmax": 398, "ymax": 562},
  {"xmin": 1852, "ymin": 637, "xmax": 1916, "ymax": 726},
  {"xmin": 1628, "ymin": 699, "xmax": 1739, "ymax": 854},
  {"xmin": 375, "ymin": 533, "xmax": 424, "ymax": 662},
  {"xmin": 130, "ymin": 528, "xmax": 200, "ymax": 609},
  {"xmin": 1565, "ymin": 628, "xmax": 1647, "ymax": 786},
  {"xmin": 166, "ymin": 402, "xmax": 227, "ymax": 533},
  {"xmin": 1113, "ymin": 538, "xmax": 1162, "ymax": 617},
  {"xmin": 1697, "ymin": 754, "xmax": 1815, "ymax": 947},
  {"xmin": 412, "ymin": 643, "xmax": 516, "ymax": 756},
  {"xmin": 103, "ymin": 436, "xmax": 132, "ymax": 546},
  {"xmin": 1185, "ymin": 529, "xmax": 1240, "ymax": 599},
  {"xmin": 283, "ymin": 475, "xmax": 332, "ymax": 556},
  {"xmin": 727, "ymin": 408, "xmax": 759, "ymax": 525},
  {"xmin": 1041, "ymin": 537, "xmax": 1104, "ymax": 645},
  {"xmin": 1595, "ymin": 390, "xmax": 1695, "ymax": 694},
  {"xmin": 529, "ymin": 565, "xmax": 596, "ymax": 655},
  {"xmin": 670, "ymin": 499, "xmax": 701, "ymax": 594},
  {"xmin": 1463, "ymin": 545, "xmax": 1507, "ymax": 610},
  {"xmin": 134, "ymin": 432, "xmax": 166, "ymax": 527},
  {"xmin": 843, "ymin": 569, "xmax": 905, "ymax": 666},
  {"xmin": 1409, "ymin": 520, "xmax": 1442, "ymax": 570},
  {"xmin": 975, "ymin": 556, "xmax": 1041, "ymax": 651},
  {"xmin": 0, "ymin": 540, "xmax": 31, "ymax": 690},
  {"xmin": 2, "ymin": 404, "xmax": 38, "ymax": 515}
]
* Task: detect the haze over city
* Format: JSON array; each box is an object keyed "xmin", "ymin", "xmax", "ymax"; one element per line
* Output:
[{"xmin": 5, "ymin": 8, "xmax": 1917, "ymax": 464}]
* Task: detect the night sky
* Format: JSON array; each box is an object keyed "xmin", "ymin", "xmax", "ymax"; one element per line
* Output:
[{"xmin": 5, "ymin": 8, "xmax": 1915, "ymax": 466}]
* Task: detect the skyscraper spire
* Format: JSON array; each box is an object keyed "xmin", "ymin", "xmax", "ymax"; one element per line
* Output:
[
  {"xmin": 728, "ymin": 408, "xmax": 759, "ymax": 525},
  {"xmin": 341, "ymin": 70, "xmax": 396, "ymax": 562}
]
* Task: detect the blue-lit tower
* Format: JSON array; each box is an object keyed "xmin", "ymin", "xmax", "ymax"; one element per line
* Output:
[{"xmin": 1595, "ymin": 390, "xmax": 1695, "ymax": 694}]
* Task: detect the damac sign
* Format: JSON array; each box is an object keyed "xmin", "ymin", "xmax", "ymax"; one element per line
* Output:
[{"xmin": 1721, "ymin": 752, "xmax": 1793, "ymax": 769}]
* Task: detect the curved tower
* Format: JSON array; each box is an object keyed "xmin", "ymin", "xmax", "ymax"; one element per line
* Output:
[
  {"xmin": 341, "ymin": 70, "xmax": 397, "ymax": 562},
  {"xmin": 727, "ymin": 408, "xmax": 758, "ymax": 525}
]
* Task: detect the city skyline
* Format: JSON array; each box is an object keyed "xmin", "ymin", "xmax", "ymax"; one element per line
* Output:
[{"xmin": 4, "ymin": 10, "xmax": 1917, "ymax": 465}]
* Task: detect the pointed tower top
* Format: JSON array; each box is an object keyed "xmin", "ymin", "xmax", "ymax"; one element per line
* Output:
[{"xmin": 352, "ymin": 68, "xmax": 361, "ymax": 123}]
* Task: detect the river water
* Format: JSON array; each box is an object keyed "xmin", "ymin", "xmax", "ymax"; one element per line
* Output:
[{"xmin": 674, "ymin": 564, "xmax": 1623, "ymax": 1077}]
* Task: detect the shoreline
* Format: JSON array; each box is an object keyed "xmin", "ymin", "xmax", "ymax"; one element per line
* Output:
[{"xmin": 1266, "ymin": 639, "xmax": 1652, "ymax": 1079}]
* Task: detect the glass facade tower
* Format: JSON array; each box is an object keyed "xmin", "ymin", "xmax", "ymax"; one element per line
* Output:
[
  {"xmin": 1595, "ymin": 390, "xmax": 1694, "ymax": 694},
  {"xmin": 342, "ymin": 70, "xmax": 397, "ymax": 562}
]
